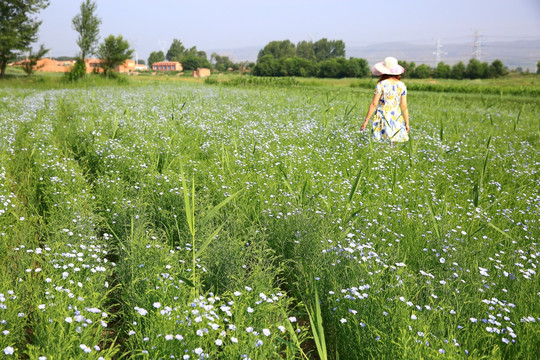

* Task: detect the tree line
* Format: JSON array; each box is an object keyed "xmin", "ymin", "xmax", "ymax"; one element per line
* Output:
[
  {"xmin": 251, "ymin": 39, "xmax": 509, "ymax": 79},
  {"xmin": 400, "ymin": 58, "xmax": 507, "ymax": 79},
  {"xmin": 252, "ymin": 39, "xmax": 371, "ymax": 78}
]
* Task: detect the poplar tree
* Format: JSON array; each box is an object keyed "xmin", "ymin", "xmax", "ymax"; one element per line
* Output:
[{"xmin": 72, "ymin": 0, "xmax": 101, "ymax": 61}]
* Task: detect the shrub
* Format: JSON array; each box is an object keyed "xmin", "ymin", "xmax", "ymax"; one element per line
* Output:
[{"xmin": 65, "ymin": 58, "xmax": 86, "ymax": 81}]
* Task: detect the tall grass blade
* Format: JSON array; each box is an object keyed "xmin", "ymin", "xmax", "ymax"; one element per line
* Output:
[
  {"xmin": 480, "ymin": 135, "xmax": 491, "ymax": 190},
  {"xmin": 426, "ymin": 198, "xmax": 441, "ymax": 240},
  {"xmin": 486, "ymin": 221, "xmax": 515, "ymax": 242},
  {"xmin": 348, "ymin": 166, "xmax": 364, "ymax": 203},
  {"xmin": 111, "ymin": 114, "xmax": 120, "ymax": 140},
  {"xmin": 347, "ymin": 205, "xmax": 369, "ymax": 224},
  {"xmin": 343, "ymin": 103, "xmax": 356, "ymax": 122},
  {"xmin": 180, "ymin": 165, "xmax": 194, "ymax": 235},
  {"xmin": 177, "ymin": 276, "xmax": 195, "ymax": 288},
  {"xmin": 195, "ymin": 223, "xmax": 225, "ymax": 258},
  {"xmin": 513, "ymin": 107, "xmax": 522, "ymax": 132},
  {"xmin": 306, "ymin": 285, "xmax": 327, "ymax": 360},
  {"xmin": 282, "ymin": 175, "xmax": 295, "ymax": 196},
  {"xmin": 299, "ymin": 179, "xmax": 308, "ymax": 205},
  {"xmin": 173, "ymin": 217, "xmax": 182, "ymax": 248},
  {"xmin": 391, "ymin": 163, "xmax": 397, "ymax": 192},
  {"xmin": 191, "ymin": 179, "xmax": 195, "ymax": 230},
  {"xmin": 200, "ymin": 190, "xmax": 242, "ymax": 227},
  {"xmin": 472, "ymin": 183, "xmax": 479, "ymax": 208},
  {"xmin": 280, "ymin": 308, "xmax": 309, "ymax": 360}
]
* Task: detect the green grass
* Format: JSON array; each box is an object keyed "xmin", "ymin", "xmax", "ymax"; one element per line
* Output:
[{"xmin": 0, "ymin": 76, "xmax": 539, "ymax": 359}]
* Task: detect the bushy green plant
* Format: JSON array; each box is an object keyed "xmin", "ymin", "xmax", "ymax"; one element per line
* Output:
[{"xmin": 65, "ymin": 58, "xmax": 87, "ymax": 81}]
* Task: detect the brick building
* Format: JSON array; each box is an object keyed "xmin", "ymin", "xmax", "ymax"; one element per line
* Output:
[
  {"xmin": 118, "ymin": 59, "xmax": 136, "ymax": 73},
  {"xmin": 85, "ymin": 59, "xmax": 136, "ymax": 73},
  {"xmin": 152, "ymin": 61, "xmax": 183, "ymax": 71},
  {"xmin": 10, "ymin": 58, "xmax": 137, "ymax": 74},
  {"xmin": 37, "ymin": 58, "xmax": 73, "ymax": 72},
  {"xmin": 11, "ymin": 58, "xmax": 73, "ymax": 72}
]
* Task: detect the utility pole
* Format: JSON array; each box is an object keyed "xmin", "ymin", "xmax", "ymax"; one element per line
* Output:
[
  {"xmin": 433, "ymin": 39, "xmax": 446, "ymax": 67},
  {"xmin": 472, "ymin": 31, "xmax": 482, "ymax": 60}
]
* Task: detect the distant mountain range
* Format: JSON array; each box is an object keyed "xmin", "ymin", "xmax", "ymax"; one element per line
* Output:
[{"xmin": 210, "ymin": 39, "xmax": 540, "ymax": 71}]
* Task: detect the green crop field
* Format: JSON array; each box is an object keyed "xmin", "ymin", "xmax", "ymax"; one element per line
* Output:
[{"xmin": 0, "ymin": 75, "xmax": 539, "ymax": 359}]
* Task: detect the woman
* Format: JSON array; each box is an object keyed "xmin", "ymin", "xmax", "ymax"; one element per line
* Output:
[{"xmin": 361, "ymin": 57, "xmax": 410, "ymax": 143}]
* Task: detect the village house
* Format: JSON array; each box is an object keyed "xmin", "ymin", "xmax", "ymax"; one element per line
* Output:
[
  {"xmin": 193, "ymin": 68, "xmax": 211, "ymax": 78},
  {"xmin": 10, "ymin": 58, "xmax": 137, "ymax": 74},
  {"xmin": 10, "ymin": 58, "xmax": 73, "ymax": 72},
  {"xmin": 85, "ymin": 58, "xmax": 102, "ymax": 73},
  {"xmin": 152, "ymin": 61, "xmax": 182, "ymax": 71},
  {"xmin": 85, "ymin": 58, "xmax": 136, "ymax": 73},
  {"xmin": 117, "ymin": 59, "xmax": 136, "ymax": 73},
  {"xmin": 36, "ymin": 58, "xmax": 73, "ymax": 72}
]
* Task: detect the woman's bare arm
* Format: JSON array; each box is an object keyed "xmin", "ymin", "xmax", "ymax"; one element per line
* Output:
[
  {"xmin": 361, "ymin": 93, "xmax": 381, "ymax": 131},
  {"xmin": 401, "ymin": 94, "xmax": 409, "ymax": 133}
]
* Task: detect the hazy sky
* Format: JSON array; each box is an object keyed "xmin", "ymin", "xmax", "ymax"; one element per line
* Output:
[{"xmin": 37, "ymin": 0, "xmax": 540, "ymax": 61}]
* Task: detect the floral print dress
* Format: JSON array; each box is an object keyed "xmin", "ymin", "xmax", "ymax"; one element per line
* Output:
[{"xmin": 371, "ymin": 80, "xmax": 409, "ymax": 143}]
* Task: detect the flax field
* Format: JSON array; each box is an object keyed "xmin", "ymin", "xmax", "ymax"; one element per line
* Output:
[{"xmin": 0, "ymin": 80, "xmax": 539, "ymax": 359}]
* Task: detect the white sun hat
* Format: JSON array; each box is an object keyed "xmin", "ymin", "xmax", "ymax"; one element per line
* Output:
[{"xmin": 371, "ymin": 57, "xmax": 405, "ymax": 76}]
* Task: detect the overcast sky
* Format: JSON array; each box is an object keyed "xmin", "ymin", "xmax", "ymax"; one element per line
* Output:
[{"xmin": 37, "ymin": 0, "xmax": 540, "ymax": 61}]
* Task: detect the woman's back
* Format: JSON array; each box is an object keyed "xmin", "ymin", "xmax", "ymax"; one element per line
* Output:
[{"xmin": 376, "ymin": 79, "xmax": 407, "ymax": 112}]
